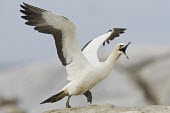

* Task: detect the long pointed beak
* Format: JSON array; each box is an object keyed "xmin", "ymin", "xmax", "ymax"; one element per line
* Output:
[{"xmin": 119, "ymin": 42, "xmax": 131, "ymax": 59}]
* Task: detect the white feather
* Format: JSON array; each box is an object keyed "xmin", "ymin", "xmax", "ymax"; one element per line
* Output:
[
  {"xmin": 42, "ymin": 12, "xmax": 89, "ymax": 81},
  {"xmin": 82, "ymin": 31, "xmax": 112, "ymax": 64}
]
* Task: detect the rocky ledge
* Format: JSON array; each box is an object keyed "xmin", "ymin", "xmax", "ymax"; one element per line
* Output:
[{"xmin": 44, "ymin": 104, "xmax": 170, "ymax": 113}]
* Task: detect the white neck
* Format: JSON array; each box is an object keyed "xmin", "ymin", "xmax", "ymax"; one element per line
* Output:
[{"xmin": 105, "ymin": 49, "xmax": 121, "ymax": 68}]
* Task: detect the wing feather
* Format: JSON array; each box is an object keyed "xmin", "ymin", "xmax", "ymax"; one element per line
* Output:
[
  {"xmin": 82, "ymin": 28, "xmax": 126, "ymax": 64},
  {"xmin": 20, "ymin": 3, "xmax": 88, "ymax": 80}
]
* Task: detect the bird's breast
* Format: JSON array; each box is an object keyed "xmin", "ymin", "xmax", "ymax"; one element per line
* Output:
[{"xmin": 68, "ymin": 65, "xmax": 110, "ymax": 95}]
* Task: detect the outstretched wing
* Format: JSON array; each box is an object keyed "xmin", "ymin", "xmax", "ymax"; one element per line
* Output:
[
  {"xmin": 20, "ymin": 3, "xmax": 88, "ymax": 81},
  {"xmin": 82, "ymin": 28, "xmax": 126, "ymax": 64}
]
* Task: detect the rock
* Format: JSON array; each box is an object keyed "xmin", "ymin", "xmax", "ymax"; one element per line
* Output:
[
  {"xmin": 44, "ymin": 104, "xmax": 170, "ymax": 113},
  {"xmin": 139, "ymin": 59, "xmax": 170, "ymax": 104},
  {"xmin": 116, "ymin": 47, "xmax": 170, "ymax": 105}
]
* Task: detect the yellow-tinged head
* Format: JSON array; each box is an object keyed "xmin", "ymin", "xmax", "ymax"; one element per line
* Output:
[{"xmin": 114, "ymin": 42, "xmax": 131, "ymax": 59}]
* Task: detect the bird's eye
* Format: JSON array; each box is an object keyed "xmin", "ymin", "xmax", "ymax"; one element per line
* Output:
[{"xmin": 119, "ymin": 45, "xmax": 124, "ymax": 48}]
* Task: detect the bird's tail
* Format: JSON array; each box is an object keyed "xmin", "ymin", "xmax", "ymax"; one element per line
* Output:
[{"xmin": 40, "ymin": 90, "xmax": 68, "ymax": 104}]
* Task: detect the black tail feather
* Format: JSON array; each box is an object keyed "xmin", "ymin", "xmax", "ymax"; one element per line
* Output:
[{"xmin": 40, "ymin": 91, "xmax": 68, "ymax": 104}]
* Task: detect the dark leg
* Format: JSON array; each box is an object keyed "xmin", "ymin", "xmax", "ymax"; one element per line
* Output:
[
  {"xmin": 66, "ymin": 95, "xmax": 72, "ymax": 108},
  {"xmin": 84, "ymin": 90, "xmax": 92, "ymax": 104}
]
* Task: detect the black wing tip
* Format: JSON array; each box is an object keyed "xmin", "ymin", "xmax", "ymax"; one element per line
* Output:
[
  {"xmin": 20, "ymin": 2, "xmax": 47, "ymax": 13},
  {"xmin": 22, "ymin": 2, "xmax": 27, "ymax": 5},
  {"xmin": 20, "ymin": 2, "xmax": 33, "ymax": 10},
  {"xmin": 113, "ymin": 28, "xmax": 127, "ymax": 31},
  {"xmin": 20, "ymin": 3, "xmax": 27, "ymax": 14},
  {"xmin": 20, "ymin": 2, "xmax": 27, "ymax": 8},
  {"xmin": 20, "ymin": 9, "xmax": 23, "ymax": 13},
  {"xmin": 20, "ymin": 4, "xmax": 25, "ymax": 9},
  {"xmin": 21, "ymin": 16, "xmax": 27, "ymax": 20},
  {"xmin": 20, "ymin": 9, "xmax": 26, "ymax": 14},
  {"xmin": 22, "ymin": 2, "xmax": 30, "ymax": 7},
  {"xmin": 113, "ymin": 28, "xmax": 127, "ymax": 34},
  {"xmin": 103, "ymin": 28, "xmax": 127, "ymax": 46},
  {"xmin": 108, "ymin": 28, "xmax": 127, "ymax": 34}
]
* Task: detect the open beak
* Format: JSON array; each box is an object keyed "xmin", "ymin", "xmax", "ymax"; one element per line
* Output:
[{"xmin": 119, "ymin": 42, "xmax": 131, "ymax": 59}]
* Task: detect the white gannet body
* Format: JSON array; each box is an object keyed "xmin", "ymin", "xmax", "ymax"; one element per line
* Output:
[{"xmin": 20, "ymin": 3, "xmax": 130, "ymax": 108}]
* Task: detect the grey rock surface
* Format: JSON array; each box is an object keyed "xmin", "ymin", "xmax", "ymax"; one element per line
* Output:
[{"xmin": 44, "ymin": 104, "xmax": 170, "ymax": 113}]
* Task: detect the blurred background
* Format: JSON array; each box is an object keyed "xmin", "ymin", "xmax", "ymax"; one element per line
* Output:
[{"xmin": 0, "ymin": 0, "xmax": 170, "ymax": 113}]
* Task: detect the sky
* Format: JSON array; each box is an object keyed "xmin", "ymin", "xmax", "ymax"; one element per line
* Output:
[{"xmin": 0, "ymin": 0, "xmax": 170, "ymax": 67}]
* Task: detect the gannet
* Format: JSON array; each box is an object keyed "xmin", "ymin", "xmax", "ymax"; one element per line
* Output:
[{"xmin": 20, "ymin": 3, "xmax": 130, "ymax": 108}]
